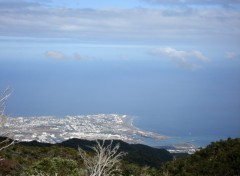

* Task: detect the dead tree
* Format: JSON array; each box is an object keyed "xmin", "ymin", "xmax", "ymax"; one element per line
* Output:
[
  {"xmin": 78, "ymin": 140, "xmax": 127, "ymax": 176},
  {"xmin": 0, "ymin": 87, "xmax": 14, "ymax": 160}
]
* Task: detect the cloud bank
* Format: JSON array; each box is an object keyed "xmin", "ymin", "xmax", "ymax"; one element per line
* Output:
[
  {"xmin": 0, "ymin": 1, "xmax": 239, "ymax": 44},
  {"xmin": 150, "ymin": 47, "xmax": 210, "ymax": 70}
]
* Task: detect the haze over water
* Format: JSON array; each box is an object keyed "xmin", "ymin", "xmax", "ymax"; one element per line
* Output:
[{"xmin": 1, "ymin": 0, "xmax": 240, "ymax": 147}]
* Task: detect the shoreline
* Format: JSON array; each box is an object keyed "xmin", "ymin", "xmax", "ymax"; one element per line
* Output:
[
  {"xmin": 5, "ymin": 114, "xmax": 234, "ymax": 148},
  {"xmin": 4, "ymin": 114, "xmax": 167, "ymax": 144}
]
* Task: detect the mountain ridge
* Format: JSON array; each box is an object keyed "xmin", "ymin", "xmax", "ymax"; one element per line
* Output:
[{"xmin": 0, "ymin": 136, "xmax": 173, "ymax": 167}]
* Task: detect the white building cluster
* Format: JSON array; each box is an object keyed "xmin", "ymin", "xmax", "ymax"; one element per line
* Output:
[{"xmin": 3, "ymin": 114, "xmax": 166, "ymax": 144}]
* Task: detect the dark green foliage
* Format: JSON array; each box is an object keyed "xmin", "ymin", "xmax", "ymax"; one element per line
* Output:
[
  {"xmin": 22, "ymin": 157, "xmax": 85, "ymax": 176},
  {"xmin": 1, "ymin": 137, "xmax": 239, "ymax": 176},
  {"xmin": 19, "ymin": 140, "xmax": 53, "ymax": 147},
  {"xmin": 162, "ymin": 138, "xmax": 240, "ymax": 176},
  {"xmin": 0, "ymin": 138, "xmax": 172, "ymax": 175},
  {"xmin": 0, "ymin": 144, "xmax": 82, "ymax": 175},
  {"xmin": 121, "ymin": 162, "xmax": 159, "ymax": 176},
  {"xmin": 59, "ymin": 138, "xmax": 173, "ymax": 167},
  {"xmin": 125, "ymin": 143, "xmax": 173, "ymax": 167}
]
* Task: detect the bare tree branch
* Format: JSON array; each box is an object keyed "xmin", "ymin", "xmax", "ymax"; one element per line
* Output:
[
  {"xmin": 78, "ymin": 140, "xmax": 127, "ymax": 176},
  {"xmin": 0, "ymin": 87, "xmax": 11, "ymax": 120},
  {"xmin": 0, "ymin": 139, "xmax": 14, "ymax": 151},
  {"xmin": 0, "ymin": 87, "xmax": 14, "ymax": 160}
]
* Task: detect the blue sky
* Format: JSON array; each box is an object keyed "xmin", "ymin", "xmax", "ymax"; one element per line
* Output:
[{"xmin": 0, "ymin": 0, "xmax": 240, "ymax": 140}]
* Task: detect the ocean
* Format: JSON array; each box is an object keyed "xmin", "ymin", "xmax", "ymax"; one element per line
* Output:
[
  {"xmin": 133, "ymin": 115, "xmax": 238, "ymax": 147},
  {"xmin": 1, "ymin": 59, "xmax": 240, "ymax": 147}
]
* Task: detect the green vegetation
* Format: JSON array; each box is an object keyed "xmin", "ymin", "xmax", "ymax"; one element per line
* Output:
[
  {"xmin": 0, "ymin": 137, "xmax": 239, "ymax": 176},
  {"xmin": 162, "ymin": 138, "xmax": 240, "ymax": 176},
  {"xmin": 23, "ymin": 157, "xmax": 85, "ymax": 176},
  {"xmin": 0, "ymin": 138, "xmax": 172, "ymax": 175}
]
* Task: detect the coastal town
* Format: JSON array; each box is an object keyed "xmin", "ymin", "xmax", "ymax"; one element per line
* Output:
[
  {"xmin": 3, "ymin": 114, "xmax": 166, "ymax": 144},
  {"xmin": 2, "ymin": 114, "xmax": 199, "ymax": 154}
]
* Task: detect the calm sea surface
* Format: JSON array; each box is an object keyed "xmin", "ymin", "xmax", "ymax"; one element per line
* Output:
[{"xmin": 133, "ymin": 115, "xmax": 238, "ymax": 147}]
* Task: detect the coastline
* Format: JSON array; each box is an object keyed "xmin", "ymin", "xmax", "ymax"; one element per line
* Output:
[
  {"xmin": 5, "ymin": 114, "xmax": 234, "ymax": 149},
  {"xmin": 4, "ymin": 114, "xmax": 167, "ymax": 144}
]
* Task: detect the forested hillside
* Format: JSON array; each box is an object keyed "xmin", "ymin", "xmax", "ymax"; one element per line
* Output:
[
  {"xmin": 0, "ymin": 137, "xmax": 239, "ymax": 176},
  {"xmin": 0, "ymin": 138, "xmax": 172, "ymax": 175},
  {"xmin": 162, "ymin": 138, "xmax": 240, "ymax": 176}
]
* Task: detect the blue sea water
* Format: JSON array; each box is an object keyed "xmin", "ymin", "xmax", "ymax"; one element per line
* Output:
[
  {"xmin": 1, "ymin": 59, "xmax": 240, "ymax": 147},
  {"xmin": 142, "ymin": 135, "xmax": 229, "ymax": 148},
  {"xmin": 132, "ymin": 116, "xmax": 238, "ymax": 147}
]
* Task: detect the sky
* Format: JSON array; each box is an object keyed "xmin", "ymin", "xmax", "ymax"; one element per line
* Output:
[{"xmin": 0, "ymin": 0, "xmax": 240, "ymax": 141}]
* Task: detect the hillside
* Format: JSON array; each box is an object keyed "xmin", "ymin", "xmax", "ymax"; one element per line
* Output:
[
  {"xmin": 0, "ymin": 137, "xmax": 173, "ymax": 175},
  {"xmin": 162, "ymin": 138, "xmax": 240, "ymax": 176},
  {"xmin": 59, "ymin": 138, "xmax": 173, "ymax": 167},
  {"xmin": 0, "ymin": 137, "xmax": 240, "ymax": 176}
]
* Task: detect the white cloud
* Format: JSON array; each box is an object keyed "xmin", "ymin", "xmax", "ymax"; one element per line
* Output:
[
  {"xmin": 190, "ymin": 51, "xmax": 209, "ymax": 62},
  {"xmin": 226, "ymin": 52, "xmax": 239, "ymax": 60},
  {"xmin": 150, "ymin": 47, "xmax": 210, "ymax": 70},
  {"xmin": 45, "ymin": 51, "xmax": 65, "ymax": 60},
  {"xmin": 0, "ymin": 1, "xmax": 239, "ymax": 44}
]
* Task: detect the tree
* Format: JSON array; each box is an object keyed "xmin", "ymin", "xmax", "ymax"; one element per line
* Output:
[
  {"xmin": 0, "ymin": 87, "xmax": 14, "ymax": 160},
  {"xmin": 78, "ymin": 140, "xmax": 127, "ymax": 176}
]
